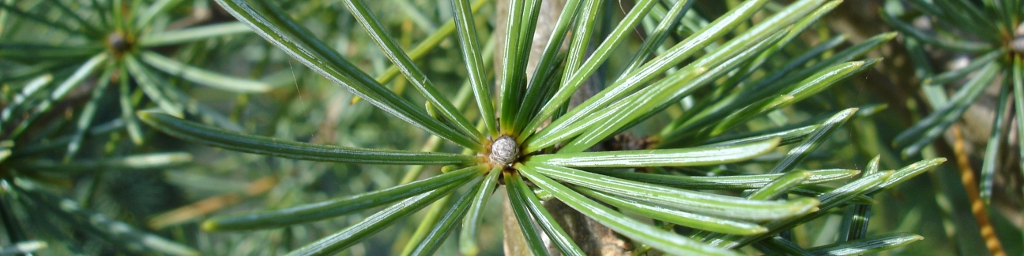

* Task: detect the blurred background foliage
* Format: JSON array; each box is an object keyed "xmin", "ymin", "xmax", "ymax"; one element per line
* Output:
[{"xmin": 0, "ymin": 0, "xmax": 1020, "ymax": 255}]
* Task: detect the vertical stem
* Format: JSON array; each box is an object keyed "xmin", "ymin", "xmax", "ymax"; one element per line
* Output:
[
  {"xmin": 497, "ymin": 0, "xmax": 629, "ymax": 254},
  {"xmin": 950, "ymin": 126, "xmax": 1006, "ymax": 256}
]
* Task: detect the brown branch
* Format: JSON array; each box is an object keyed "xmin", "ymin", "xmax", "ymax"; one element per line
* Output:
[
  {"xmin": 951, "ymin": 125, "xmax": 1007, "ymax": 256},
  {"xmin": 148, "ymin": 175, "xmax": 278, "ymax": 229},
  {"xmin": 497, "ymin": 0, "xmax": 632, "ymax": 254}
]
